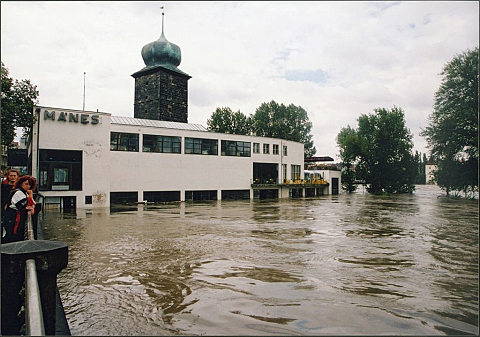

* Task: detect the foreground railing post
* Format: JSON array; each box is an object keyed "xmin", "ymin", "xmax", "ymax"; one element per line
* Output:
[
  {"xmin": 25, "ymin": 259, "xmax": 45, "ymax": 336},
  {"xmin": 1, "ymin": 240, "xmax": 68, "ymax": 335}
]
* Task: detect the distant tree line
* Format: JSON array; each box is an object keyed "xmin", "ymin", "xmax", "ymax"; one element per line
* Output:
[
  {"xmin": 336, "ymin": 46, "xmax": 478, "ymax": 197},
  {"xmin": 207, "ymin": 101, "xmax": 316, "ymax": 157}
]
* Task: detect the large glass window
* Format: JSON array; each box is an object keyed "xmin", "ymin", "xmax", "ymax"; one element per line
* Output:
[
  {"xmin": 291, "ymin": 164, "xmax": 301, "ymax": 180},
  {"xmin": 185, "ymin": 138, "xmax": 218, "ymax": 155},
  {"xmin": 221, "ymin": 140, "xmax": 251, "ymax": 157},
  {"xmin": 143, "ymin": 134, "xmax": 181, "ymax": 153},
  {"xmin": 110, "ymin": 192, "xmax": 138, "ymax": 204},
  {"xmin": 39, "ymin": 149, "xmax": 82, "ymax": 191},
  {"xmin": 253, "ymin": 163, "xmax": 278, "ymax": 184},
  {"xmin": 144, "ymin": 191, "xmax": 181, "ymax": 202},
  {"xmin": 185, "ymin": 190, "xmax": 217, "ymax": 201},
  {"xmin": 110, "ymin": 132, "xmax": 139, "ymax": 152}
]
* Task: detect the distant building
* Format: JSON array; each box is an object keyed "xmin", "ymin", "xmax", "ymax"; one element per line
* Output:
[
  {"xmin": 1, "ymin": 144, "xmax": 8, "ymax": 173},
  {"xmin": 304, "ymin": 157, "xmax": 341, "ymax": 195},
  {"xmin": 425, "ymin": 161, "xmax": 437, "ymax": 184}
]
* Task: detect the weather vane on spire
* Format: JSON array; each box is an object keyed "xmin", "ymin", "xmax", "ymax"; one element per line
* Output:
[{"xmin": 160, "ymin": 6, "xmax": 165, "ymax": 33}]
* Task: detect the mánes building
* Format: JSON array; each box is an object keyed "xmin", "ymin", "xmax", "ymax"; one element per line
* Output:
[
  {"xmin": 27, "ymin": 15, "xmax": 335, "ymax": 208},
  {"xmin": 30, "ymin": 107, "xmax": 305, "ymax": 208}
]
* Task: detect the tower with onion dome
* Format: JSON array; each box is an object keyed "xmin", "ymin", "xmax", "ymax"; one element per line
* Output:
[{"xmin": 132, "ymin": 9, "xmax": 191, "ymax": 123}]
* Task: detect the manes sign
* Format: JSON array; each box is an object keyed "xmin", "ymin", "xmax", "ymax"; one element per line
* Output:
[{"xmin": 43, "ymin": 110, "xmax": 100, "ymax": 125}]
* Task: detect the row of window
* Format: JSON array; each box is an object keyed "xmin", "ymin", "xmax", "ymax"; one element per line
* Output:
[
  {"xmin": 110, "ymin": 132, "xmax": 288, "ymax": 157},
  {"xmin": 252, "ymin": 143, "xmax": 287, "ymax": 156},
  {"xmin": 109, "ymin": 189, "xmax": 250, "ymax": 204}
]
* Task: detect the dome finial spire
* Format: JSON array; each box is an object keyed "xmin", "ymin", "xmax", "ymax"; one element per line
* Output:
[
  {"xmin": 160, "ymin": 6, "xmax": 165, "ymax": 36},
  {"xmin": 141, "ymin": 5, "xmax": 182, "ymax": 69}
]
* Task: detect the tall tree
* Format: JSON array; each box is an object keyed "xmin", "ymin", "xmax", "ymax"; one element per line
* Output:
[
  {"xmin": 207, "ymin": 107, "xmax": 251, "ymax": 135},
  {"xmin": 337, "ymin": 106, "xmax": 416, "ymax": 194},
  {"xmin": 336, "ymin": 126, "xmax": 360, "ymax": 192},
  {"xmin": 421, "ymin": 47, "xmax": 478, "ymax": 196},
  {"xmin": 1, "ymin": 62, "xmax": 39, "ymax": 147},
  {"xmin": 339, "ymin": 162, "xmax": 357, "ymax": 193},
  {"xmin": 251, "ymin": 101, "xmax": 316, "ymax": 157}
]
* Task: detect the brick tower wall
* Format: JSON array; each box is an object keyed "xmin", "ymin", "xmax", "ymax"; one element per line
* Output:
[{"xmin": 134, "ymin": 68, "xmax": 189, "ymax": 123}]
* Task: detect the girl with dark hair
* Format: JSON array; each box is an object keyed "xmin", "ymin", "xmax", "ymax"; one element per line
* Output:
[{"xmin": 2, "ymin": 175, "xmax": 37, "ymax": 243}]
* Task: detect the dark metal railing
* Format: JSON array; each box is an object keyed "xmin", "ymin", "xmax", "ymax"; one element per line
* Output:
[
  {"xmin": 25, "ymin": 212, "xmax": 46, "ymax": 336},
  {"xmin": 2, "ymin": 200, "xmax": 69, "ymax": 336}
]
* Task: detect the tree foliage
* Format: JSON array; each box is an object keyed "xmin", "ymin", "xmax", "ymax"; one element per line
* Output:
[
  {"xmin": 207, "ymin": 100, "xmax": 316, "ymax": 157},
  {"xmin": 337, "ymin": 126, "xmax": 359, "ymax": 192},
  {"xmin": 1, "ymin": 62, "xmax": 39, "ymax": 147},
  {"xmin": 413, "ymin": 151, "xmax": 427, "ymax": 184},
  {"xmin": 336, "ymin": 106, "xmax": 416, "ymax": 194},
  {"xmin": 339, "ymin": 162, "xmax": 357, "ymax": 193},
  {"xmin": 251, "ymin": 101, "xmax": 316, "ymax": 157},
  {"xmin": 421, "ymin": 47, "xmax": 479, "ymax": 195},
  {"xmin": 206, "ymin": 107, "xmax": 252, "ymax": 135}
]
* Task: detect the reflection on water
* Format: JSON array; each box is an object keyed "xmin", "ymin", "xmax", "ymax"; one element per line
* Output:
[{"xmin": 42, "ymin": 185, "xmax": 478, "ymax": 335}]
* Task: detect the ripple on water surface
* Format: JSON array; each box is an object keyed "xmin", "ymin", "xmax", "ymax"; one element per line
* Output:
[{"xmin": 45, "ymin": 185, "xmax": 478, "ymax": 335}]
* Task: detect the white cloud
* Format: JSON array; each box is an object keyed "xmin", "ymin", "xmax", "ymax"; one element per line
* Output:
[{"xmin": 1, "ymin": 1, "xmax": 478, "ymax": 158}]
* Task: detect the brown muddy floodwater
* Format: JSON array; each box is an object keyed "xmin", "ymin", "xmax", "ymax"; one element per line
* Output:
[{"xmin": 41, "ymin": 185, "xmax": 478, "ymax": 335}]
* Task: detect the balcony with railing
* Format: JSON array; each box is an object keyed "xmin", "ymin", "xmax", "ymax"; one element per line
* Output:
[{"xmin": 251, "ymin": 178, "xmax": 329, "ymax": 188}]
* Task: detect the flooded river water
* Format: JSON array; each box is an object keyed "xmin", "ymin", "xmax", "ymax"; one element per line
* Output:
[{"xmin": 42, "ymin": 185, "xmax": 478, "ymax": 335}]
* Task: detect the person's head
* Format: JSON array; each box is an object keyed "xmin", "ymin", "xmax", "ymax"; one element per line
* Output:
[
  {"xmin": 13, "ymin": 175, "xmax": 37, "ymax": 192},
  {"xmin": 6, "ymin": 169, "xmax": 21, "ymax": 184}
]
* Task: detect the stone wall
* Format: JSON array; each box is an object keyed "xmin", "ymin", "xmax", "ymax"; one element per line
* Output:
[{"xmin": 134, "ymin": 68, "xmax": 189, "ymax": 123}]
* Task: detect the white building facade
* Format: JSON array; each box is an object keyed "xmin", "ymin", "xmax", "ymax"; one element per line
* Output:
[
  {"xmin": 304, "ymin": 169, "xmax": 341, "ymax": 195},
  {"xmin": 425, "ymin": 164, "xmax": 437, "ymax": 184},
  {"xmin": 29, "ymin": 106, "xmax": 320, "ymax": 208}
]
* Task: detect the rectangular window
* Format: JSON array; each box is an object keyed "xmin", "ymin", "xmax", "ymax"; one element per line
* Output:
[
  {"xmin": 282, "ymin": 164, "xmax": 287, "ymax": 182},
  {"xmin": 110, "ymin": 192, "xmax": 138, "ymax": 204},
  {"xmin": 144, "ymin": 191, "xmax": 181, "ymax": 202},
  {"xmin": 291, "ymin": 164, "xmax": 301, "ymax": 180},
  {"xmin": 39, "ymin": 149, "xmax": 82, "ymax": 191},
  {"xmin": 110, "ymin": 132, "xmax": 139, "ymax": 152},
  {"xmin": 253, "ymin": 143, "xmax": 260, "ymax": 154},
  {"xmin": 222, "ymin": 190, "xmax": 250, "ymax": 200},
  {"xmin": 283, "ymin": 145, "xmax": 288, "ymax": 156},
  {"xmin": 85, "ymin": 196, "xmax": 93, "ymax": 204},
  {"xmin": 185, "ymin": 190, "xmax": 217, "ymax": 201},
  {"xmin": 273, "ymin": 144, "xmax": 279, "ymax": 155},
  {"xmin": 143, "ymin": 134, "xmax": 181, "ymax": 153},
  {"xmin": 185, "ymin": 137, "xmax": 218, "ymax": 155},
  {"xmin": 221, "ymin": 140, "xmax": 251, "ymax": 157},
  {"xmin": 263, "ymin": 143, "xmax": 270, "ymax": 154}
]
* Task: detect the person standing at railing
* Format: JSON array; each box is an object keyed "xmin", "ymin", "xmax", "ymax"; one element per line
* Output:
[
  {"xmin": 2, "ymin": 175, "xmax": 36, "ymax": 244},
  {"xmin": 1, "ymin": 169, "xmax": 21, "ymax": 240}
]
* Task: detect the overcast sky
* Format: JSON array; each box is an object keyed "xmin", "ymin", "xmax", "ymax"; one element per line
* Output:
[{"xmin": 1, "ymin": 1, "xmax": 478, "ymax": 159}]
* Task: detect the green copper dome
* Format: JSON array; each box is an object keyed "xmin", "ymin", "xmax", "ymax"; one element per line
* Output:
[{"xmin": 141, "ymin": 29, "xmax": 181, "ymax": 68}]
